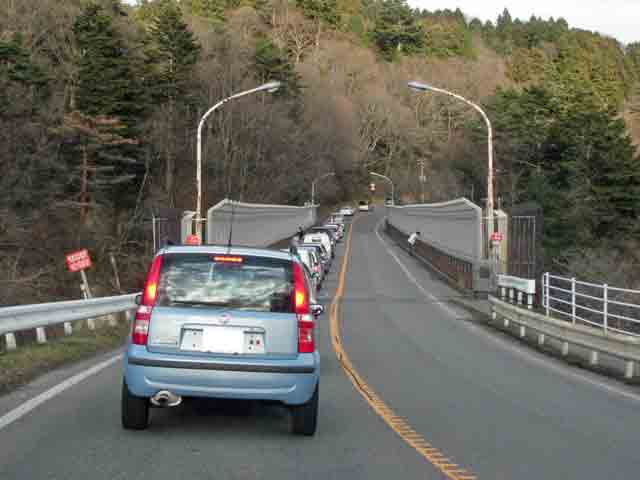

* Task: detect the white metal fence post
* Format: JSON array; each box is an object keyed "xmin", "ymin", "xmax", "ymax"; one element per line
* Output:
[
  {"xmin": 544, "ymin": 273, "xmax": 550, "ymax": 316},
  {"xmin": 5, "ymin": 333, "xmax": 17, "ymax": 351},
  {"xmin": 571, "ymin": 277, "xmax": 576, "ymax": 325},
  {"xmin": 603, "ymin": 284, "xmax": 608, "ymax": 334}
]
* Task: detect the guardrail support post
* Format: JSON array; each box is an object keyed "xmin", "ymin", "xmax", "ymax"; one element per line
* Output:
[
  {"xmin": 561, "ymin": 341, "xmax": 569, "ymax": 357},
  {"xmin": 107, "ymin": 314, "xmax": 118, "ymax": 327},
  {"xmin": 519, "ymin": 325, "xmax": 526, "ymax": 338},
  {"xmin": 527, "ymin": 294, "xmax": 533, "ymax": 310},
  {"xmin": 571, "ymin": 278, "xmax": 576, "ymax": 325},
  {"xmin": 491, "ymin": 308, "xmax": 496, "ymax": 320},
  {"xmin": 64, "ymin": 322, "xmax": 73, "ymax": 336},
  {"xmin": 625, "ymin": 361, "xmax": 635, "ymax": 379},
  {"xmin": 538, "ymin": 333, "xmax": 545, "ymax": 346},
  {"xmin": 5, "ymin": 333, "xmax": 17, "ymax": 351},
  {"xmin": 508, "ymin": 288, "xmax": 514, "ymax": 303},
  {"xmin": 517, "ymin": 291, "xmax": 523, "ymax": 305},
  {"xmin": 589, "ymin": 351, "xmax": 599, "ymax": 366},
  {"xmin": 87, "ymin": 318, "xmax": 96, "ymax": 330},
  {"xmin": 603, "ymin": 284, "xmax": 608, "ymax": 334},
  {"xmin": 36, "ymin": 327, "xmax": 47, "ymax": 344}
]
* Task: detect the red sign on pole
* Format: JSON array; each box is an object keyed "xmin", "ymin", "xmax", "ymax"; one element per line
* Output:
[
  {"xmin": 185, "ymin": 235, "xmax": 201, "ymax": 246},
  {"xmin": 66, "ymin": 249, "xmax": 92, "ymax": 272},
  {"xmin": 490, "ymin": 232, "xmax": 504, "ymax": 242}
]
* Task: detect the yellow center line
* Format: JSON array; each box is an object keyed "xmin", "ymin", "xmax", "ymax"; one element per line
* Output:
[{"xmin": 329, "ymin": 216, "xmax": 479, "ymax": 480}]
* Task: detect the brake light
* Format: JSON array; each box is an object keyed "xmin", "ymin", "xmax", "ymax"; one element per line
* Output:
[
  {"xmin": 292, "ymin": 262, "xmax": 314, "ymax": 353},
  {"xmin": 213, "ymin": 255, "xmax": 243, "ymax": 263},
  {"xmin": 292, "ymin": 262, "xmax": 309, "ymax": 314},
  {"xmin": 133, "ymin": 255, "xmax": 163, "ymax": 346}
]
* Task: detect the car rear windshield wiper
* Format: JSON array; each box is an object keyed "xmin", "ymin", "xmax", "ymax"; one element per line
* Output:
[{"xmin": 168, "ymin": 300, "xmax": 233, "ymax": 308}]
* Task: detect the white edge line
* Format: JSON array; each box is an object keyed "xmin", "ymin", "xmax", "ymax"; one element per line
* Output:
[
  {"xmin": 376, "ymin": 217, "xmax": 640, "ymax": 404},
  {"xmin": 0, "ymin": 353, "xmax": 124, "ymax": 431},
  {"xmin": 374, "ymin": 218, "xmax": 462, "ymax": 319}
]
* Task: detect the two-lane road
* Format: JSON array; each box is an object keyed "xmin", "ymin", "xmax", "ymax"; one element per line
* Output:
[{"xmin": 1, "ymin": 210, "xmax": 639, "ymax": 479}]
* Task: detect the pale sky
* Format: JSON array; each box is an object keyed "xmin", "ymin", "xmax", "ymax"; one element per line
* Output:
[{"xmin": 407, "ymin": 0, "xmax": 640, "ymax": 44}]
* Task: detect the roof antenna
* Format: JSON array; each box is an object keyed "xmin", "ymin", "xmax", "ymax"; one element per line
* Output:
[{"xmin": 226, "ymin": 198, "xmax": 236, "ymax": 253}]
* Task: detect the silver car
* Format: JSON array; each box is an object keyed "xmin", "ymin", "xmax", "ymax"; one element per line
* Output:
[{"xmin": 122, "ymin": 246, "xmax": 323, "ymax": 435}]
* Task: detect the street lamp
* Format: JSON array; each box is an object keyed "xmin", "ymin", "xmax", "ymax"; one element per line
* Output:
[
  {"xmin": 370, "ymin": 172, "xmax": 394, "ymax": 205},
  {"xmin": 417, "ymin": 159, "xmax": 426, "ymax": 203},
  {"xmin": 408, "ymin": 81, "xmax": 495, "ymax": 232},
  {"xmin": 195, "ymin": 81, "xmax": 282, "ymax": 240},
  {"xmin": 311, "ymin": 172, "xmax": 335, "ymax": 206}
]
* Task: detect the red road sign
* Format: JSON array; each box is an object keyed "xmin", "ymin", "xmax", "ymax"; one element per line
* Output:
[
  {"xmin": 66, "ymin": 249, "xmax": 92, "ymax": 272},
  {"xmin": 490, "ymin": 232, "xmax": 504, "ymax": 242},
  {"xmin": 185, "ymin": 235, "xmax": 201, "ymax": 245}
]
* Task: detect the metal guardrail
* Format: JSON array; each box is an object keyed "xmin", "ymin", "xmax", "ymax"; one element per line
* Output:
[
  {"xmin": 542, "ymin": 273, "xmax": 640, "ymax": 337},
  {"xmin": 385, "ymin": 202, "xmax": 493, "ymax": 293},
  {"xmin": 387, "ymin": 199, "xmax": 483, "ymax": 263},
  {"xmin": 498, "ymin": 274, "xmax": 536, "ymax": 308},
  {"xmin": 491, "ymin": 297, "xmax": 640, "ymax": 379},
  {"xmin": 385, "ymin": 221, "xmax": 474, "ymax": 291},
  {"xmin": 1, "ymin": 294, "xmax": 138, "ymax": 350}
]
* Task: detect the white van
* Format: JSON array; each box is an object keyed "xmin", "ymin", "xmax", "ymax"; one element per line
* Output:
[{"xmin": 303, "ymin": 232, "xmax": 333, "ymax": 259}]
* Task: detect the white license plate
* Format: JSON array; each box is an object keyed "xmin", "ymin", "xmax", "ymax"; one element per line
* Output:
[{"xmin": 202, "ymin": 327, "xmax": 245, "ymax": 354}]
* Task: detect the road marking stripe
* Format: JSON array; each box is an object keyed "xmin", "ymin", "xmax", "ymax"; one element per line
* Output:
[
  {"xmin": 0, "ymin": 353, "xmax": 123, "ymax": 431},
  {"xmin": 378, "ymin": 220, "xmax": 640, "ymax": 406},
  {"xmin": 330, "ymin": 218, "xmax": 479, "ymax": 480}
]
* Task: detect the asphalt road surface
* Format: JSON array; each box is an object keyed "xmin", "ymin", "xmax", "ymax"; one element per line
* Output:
[{"xmin": 1, "ymin": 210, "xmax": 640, "ymax": 479}]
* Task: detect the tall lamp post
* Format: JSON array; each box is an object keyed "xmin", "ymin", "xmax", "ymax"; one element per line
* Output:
[
  {"xmin": 407, "ymin": 81, "xmax": 495, "ymax": 235},
  {"xmin": 369, "ymin": 172, "xmax": 394, "ymax": 205},
  {"xmin": 417, "ymin": 159, "xmax": 426, "ymax": 203},
  {"xmin": 311, "ymin": 172, "xmax": 335, "ymax": 206},
  {"xmin": 195, "ymin": 81, "xmax": 281, "ymax": 240}
]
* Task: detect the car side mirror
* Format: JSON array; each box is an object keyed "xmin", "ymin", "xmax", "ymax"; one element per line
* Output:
[
  {"xmin": 310, "ymin": 304, "xmax": 324, "ymax": 317},
  {"xmin": 134, "ymin": 294, "xmax": 142, "ymax": 306}
]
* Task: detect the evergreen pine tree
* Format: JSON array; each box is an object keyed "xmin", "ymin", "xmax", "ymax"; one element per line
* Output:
[
  {"xmin": 254, "ymin": 38, "xmax": 302, "ymax": 96},
  {"xmin": 144, "ymin": 0, "xmax": 201, "ymax": 204},
  {"xmin": 71, "ymin": 3, "xmax": 146, "ymax": 217},
  {"xmin": 73, "ymin": 3, "xmax": 144, "ymax": 124},
  {"xmin": 145, "ymin": 0, "xmax": 201, "ymax": 104},
  {"xmin": 371, "ymin": 0, "xmax": 425, "ymax": 60}
]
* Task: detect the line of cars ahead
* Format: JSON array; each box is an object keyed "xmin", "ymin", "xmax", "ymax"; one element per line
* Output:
[
  {"xmin": 287, "ymin": 214, "xmax": 348, "ymax": 293},
  {"xmin": 121, "ymin": 211, "xmax": 350, "ymax": 436}
]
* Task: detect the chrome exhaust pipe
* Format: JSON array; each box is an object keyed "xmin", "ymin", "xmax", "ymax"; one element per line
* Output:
[{"xmin": 150, "ymin": 390, "xmax": 182, "ymax": 408}]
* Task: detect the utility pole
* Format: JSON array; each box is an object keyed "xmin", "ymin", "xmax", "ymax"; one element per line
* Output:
[{"xmin": 417, "ymin": 159, "xmax": 426, "ymax": 203}]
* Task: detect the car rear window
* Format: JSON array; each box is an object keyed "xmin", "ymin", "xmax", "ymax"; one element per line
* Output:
[{"xmin": 156, "ymin": 254, "xmax": 294, "ymax": 313}]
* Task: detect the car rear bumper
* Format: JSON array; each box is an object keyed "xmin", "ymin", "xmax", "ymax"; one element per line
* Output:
[{"xmin": 124, "ymin": 347, "xmax": 319, "ymax": 406}]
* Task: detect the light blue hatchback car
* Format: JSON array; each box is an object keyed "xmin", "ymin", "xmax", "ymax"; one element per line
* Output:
[{"xmin": 122, "ymin": 245, "xmax": 323, "ymax": 435}]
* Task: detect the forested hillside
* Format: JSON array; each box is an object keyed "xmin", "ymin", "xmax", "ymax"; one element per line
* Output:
[{"xmin": 2, "ymin": 0, "xmax": 640, "ymax": 303}]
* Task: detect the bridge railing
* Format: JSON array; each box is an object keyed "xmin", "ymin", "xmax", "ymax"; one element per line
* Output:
[
  {"xmin": 543, "ymin": 273, "xmax": 640, "ymax": 337},
  {"xmin": 386, "ymin": 199, "xmax": 493, "ymax": 293}
]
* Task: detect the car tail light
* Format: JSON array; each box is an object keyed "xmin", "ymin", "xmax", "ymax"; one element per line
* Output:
[
  {"xmin": 298, "ymin": 315, "xmax": 314, "ymax": 353},
  {"xmin": 132, "ymin": 255, "xmax": 163, "ymax": 346},
  {"xmin": 213, "ymin": 255, "xmax": 244, "ymax": 263},
  {"xmin": 293, "ymin": 262, "xmax": 314, "ymax": 353}
]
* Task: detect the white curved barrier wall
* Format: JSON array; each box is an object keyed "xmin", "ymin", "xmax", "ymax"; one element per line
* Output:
[{"xmin": 207, "ymin": 199, "xmax": 317, "ymax": 247}]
